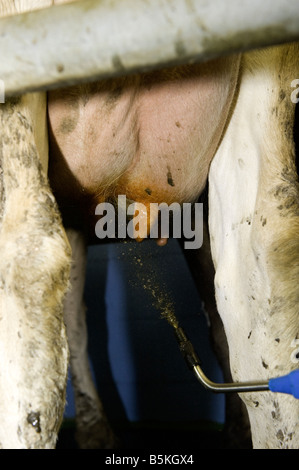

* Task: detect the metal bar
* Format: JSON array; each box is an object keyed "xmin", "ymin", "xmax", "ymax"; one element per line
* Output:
[
  {"xmin": 174, "ymin": 326, "xmax": 270, "ymax": 394},
  {"xmin": 193, "ymin": 365, "xmax": 270, "ymax": 394},
  {"xmin": 1, "ymin": 0, "xmax": 299, "ymax": 96}
]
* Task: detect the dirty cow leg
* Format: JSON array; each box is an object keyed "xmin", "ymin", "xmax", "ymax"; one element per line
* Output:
[
  {"xmin": 182, "ymin": 216, "xmax": 251, "ymax": 448},
  {"xmin": 209, "ymin": 43, "xmax": 299, "ymax": 448},
  {"xmin": 0, "ymin": 95, "xmax": 71, "ymax": 448},
  {"xmin": 64, "ymin": 228, "xmax": 116, "ymax": 449}
]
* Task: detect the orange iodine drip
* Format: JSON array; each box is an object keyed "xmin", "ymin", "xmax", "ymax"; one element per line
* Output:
[{"xmin": 131, "ymin": 201, "xmax": 168, "ymax": 246}]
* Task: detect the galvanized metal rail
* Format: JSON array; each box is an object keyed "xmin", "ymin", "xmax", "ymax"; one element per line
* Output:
[{"xmin": 0, "ymin": 0, "xmax": 299, "ymax": 96}]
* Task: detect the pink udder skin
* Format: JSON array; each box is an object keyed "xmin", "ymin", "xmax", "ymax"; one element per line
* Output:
[{"xmin": 48, "ymin": 56, "xmax": 240, "ymax": 237}]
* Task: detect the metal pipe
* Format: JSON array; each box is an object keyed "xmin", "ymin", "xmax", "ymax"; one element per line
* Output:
[
  {"xmin": 193, "ymin": 364, "xmax": 269, "ymax": 394},
  {"xmin": 1, "ymin": 0, "xmax": 299, "ymax": 96},
  {"xmin": 174, "ymin": 326, "xmax": 270, "ymax": 393},
  {"xmin": 173, "ymin": 325, "xmax": 299, "ymax": 396}
]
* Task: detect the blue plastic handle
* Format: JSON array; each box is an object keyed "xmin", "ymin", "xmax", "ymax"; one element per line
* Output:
[{"xmin": 269, "ymin": 370, "xmax": 299, "ymax": 399}]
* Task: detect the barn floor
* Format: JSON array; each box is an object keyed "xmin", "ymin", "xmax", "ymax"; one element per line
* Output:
[{"xmin": 56, "ymin": 419, "xmax": 225, "ymax": 450}]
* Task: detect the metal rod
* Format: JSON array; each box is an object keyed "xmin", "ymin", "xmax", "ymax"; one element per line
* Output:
[
  {"xmin": 193, "ymin": 364, "xmax": 269, "ymax": 394},
  {"xmin": 1, "ymin": 0, "xmax": 299, "ymax": 96},
  {"xmin": 174, "ymin": 325, "xmax": 270, "ymax": 394}
]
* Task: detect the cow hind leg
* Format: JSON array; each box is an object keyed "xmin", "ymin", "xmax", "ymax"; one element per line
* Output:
[
  {"xmin": 209, "ymin": 44, "xmax": 299, "ymax": 449},
  {"xmin": 63, "ymin": 228, "xmax": 117, "ymax": 449},
  {"xmin": 0, "ymin": 94, "xmax": 71, "ymax": 448}
]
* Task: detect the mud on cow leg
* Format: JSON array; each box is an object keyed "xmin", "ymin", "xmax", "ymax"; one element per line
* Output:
[
  {"xmin": 209, "ymin": 44, "xmax": 299, "ymax": 449},
  {"xmin": 0, "ymin": 95, "xmax": 71, "ymax": 448},
  {"xmin": 64, "ymin": 228, "xmax": 117, "ymax": 449}
]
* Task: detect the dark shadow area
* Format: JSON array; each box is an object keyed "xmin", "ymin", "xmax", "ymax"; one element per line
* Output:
[
  {"xmin": 57, "ymin": 420, "xmax": 224, "ymax": 449},
  {"xmin": 59, "ymin": 239, "xmax": 226, "ymax": 449},
  {"xmin": 84, "ymin": 244, "xmax": 128, "ymax": 423}
]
